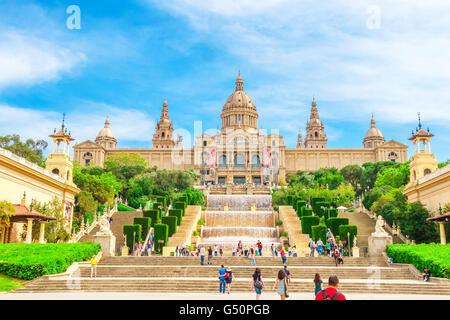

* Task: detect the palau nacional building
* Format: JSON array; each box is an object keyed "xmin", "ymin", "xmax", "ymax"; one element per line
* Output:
[{"xmin": 74, "ymin": 73, "xmax": 408, "ymax": 184}]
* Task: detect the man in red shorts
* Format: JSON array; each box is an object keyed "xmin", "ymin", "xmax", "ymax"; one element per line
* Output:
[{"xmin": 315, "ymin": 275, "xmax": 346, "ymax": 300}]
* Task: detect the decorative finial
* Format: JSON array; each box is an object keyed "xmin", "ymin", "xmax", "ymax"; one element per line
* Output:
[
  {"xmin": 418, "ymin": 112, "xmax": 422, "ymax": 130},
  {"xmin": 61, "ymin": 113, "xmax": 66, "ymax": 130},
  {"xmin": 23, "ymin": 191, "xmax": 26, "ymax": 199}
]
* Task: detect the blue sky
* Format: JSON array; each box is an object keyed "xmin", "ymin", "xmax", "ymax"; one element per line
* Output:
[{"xmin": 0, "ymin": 0, "xmax": 449, "ymax": 162}]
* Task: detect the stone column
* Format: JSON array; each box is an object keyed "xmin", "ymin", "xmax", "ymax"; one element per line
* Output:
[
  {"xmin": 440, "ymin": 223, "xmax": 447, "ymax": 245},
  {"xmin": 39, "ymin": 221, "xmax": 46, "ymax": 244},
  {"xmin": 26, "ymin": 218, "xmax": 33, "ymax": 244}
]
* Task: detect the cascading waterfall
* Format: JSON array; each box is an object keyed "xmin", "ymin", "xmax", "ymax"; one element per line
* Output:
[{"xmin": 199, "ymin": 195, "xmax": 280, "ymax": 249}]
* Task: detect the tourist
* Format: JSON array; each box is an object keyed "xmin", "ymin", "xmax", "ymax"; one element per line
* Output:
[
  {"xmin": 232, "ymin": 247, "xmax": 236, "ymax": 256},
  {"xmin": 292, "ymin": 245, "xmax": 298, "ymax": 257},
  {"xmin": 314, "ymin": 273, "xmax": 323, "ymax": 296},
  {"xmin": 288, "ymin": 245, "xmax": 292, "ymax": 257},
  {"xmin": 208, "ymin": 246, "xmax": 213, "ymax": 265},
  {"xmin": 133, "ymin": 242, "xmax": 138, "ymax": 256},
  {"xmin": 200, "ymin": 245, "xmax": 205, "ymax": 266},
  {"xmin": 257, "ymin": 240, "xmax": 262, "ymax": 256},
  {"xmin": 138, "ymin": 242, "xmax": 143, "ymax": 256},
  {"xmin": 326, "ymin": 240, "xmax": 331, "ymax": 256},
  {"xmin": 271, "ymin": 244, "xmax": 275, "ymax": 257},
  {"xmin": 218, "ymin": 264, "xmax": 227, "ymax": 294},
  {"xmin": 225, "ymin": 266, "xmax": 233, "ymax": 294},
  {"xmin": 283, "ymin": 265, "xmax": 291, "ymax": 283},
  {"xmin": 423, "ymin": 268, "xmax": 431, "ymax": 281},
  {"xmin": 339, "ymin": 240, "xmax": 344, "ymax": 256},
  {"xmin": 335, "ymin": 249, "xmax": 344, "ymax": 266},
  {"xmin": 388, "ymin": 257, "xmax": 393, "ymax": 264},
  {"xmin": 90, "ymin": 255, "xmax": 98, "ymax": 278},
  {"xmin": 309, "ymin": 238, "xmax": 316, "ymax": 257},
  {"xmin": 274, "ymin": 248, "xmax": 278, "ymax": 256},
  {"xmin": 316, "ymin": 238, "xmax": 323, "ymax": 256},
  {"xmin": 280, "ymin": 247, "xmax": 287, "ymax": 265},
  {"xmin": 251, "ymin": 268, "xmax": 264, "ymax": 300},
  {"xmin": 244, "ymin": 246, "xmax": 249, "ymax": 257},
  {"xmin": 273, "ymin": 269, "xmax": 288, "ymax": 300},
  {"xmin": 238, "ymin": 240, "xmax": 243, "ymax": 255},
  {"xmin": 214, "ymin": 244, "xmax": 219, "ymax": 257},
  {"xmin": 147, "ymin": 239, "xmax": 152, "ymax": 255},
  {"xmin": 315, "ymin": 275, "xmax": 346, "ymax": 300},
  {"xmin": 249, "ymin": 247, "xmax": 256, "ymax": 266},
  {"xmin": 219, "ymin": 246, "xmax": 223, "ymax": 257}
]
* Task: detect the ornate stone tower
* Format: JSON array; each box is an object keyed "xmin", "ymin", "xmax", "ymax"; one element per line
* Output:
[
  {"xmin": 297, "ymin": 129, "xmax": 304, "ymax": 148},
  {"xmin": 152, "ymin": 99, "xmax": 175, "ymax": 149},
  {"xmin": 95, "ymin": 116, "xmax": 117, "ymax": 149},
  {"xmin": 45, "ymin": 114, "xmax": 76, "ymax": 186},
  {"xmin": 220, "ymin": 72, "xmax": 259, "ymax": 133},
  {"xmin": 304, "ymin": 98, "xmax": 327, "ymax": 149},
  {"xmin": 407, "ymin": 113, "xmax": 438, "ymax": 184},
  {"xmin": 363, "ymin": 114, "xmax": 385, "ymax": 148}
]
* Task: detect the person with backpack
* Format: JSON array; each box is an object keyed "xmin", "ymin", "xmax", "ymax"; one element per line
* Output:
[
  {"xmin": 315, "ymin": 275, "xmax": 346, "ymax": 300},
  {"xmin": 251, "ymin": 268, "xmax": 264, "ymax": 300},
  {"xmin": 218, "ymin": 264, "xmax": 227, "ymax": 294},
  {"xmin": 225, "ymin": 266, "xmax": 233, "ymax": 294},
  {"xmin": 249, "ymin": 247, "xmax": 256, "ymax": 266},
  {"xmin": 280, "ymin": 247, "xmax": 287, "ymax": 265},
  {"xmin": 335, "ymin": 249, "xmax": 344, "ymax": 266},
  {"xmin": 273, "ymin": 269, "xmax": 288, "ymax": 300},
  {"xmin": 309, "ymin": 238, "xmax": 316, "ymax": 257},
  {"xmin": 314, "ymin": 273, "xmax": 323, "ymax": 296}
]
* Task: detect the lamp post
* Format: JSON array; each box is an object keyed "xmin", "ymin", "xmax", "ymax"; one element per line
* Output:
[
  {"xmin": 348, "ymin": 231, "xmax": 351, "ymax": 257},
  {"xmin": 133, "ymin": 231, "xmax": 136, "ymax": 255}
]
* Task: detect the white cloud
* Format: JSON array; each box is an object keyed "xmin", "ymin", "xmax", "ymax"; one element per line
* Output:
[
  {"xmin": 0, "ymin": 32, "xmax": 87, "ymax": 89},
  {"xmin": 0, "ymin": 103, "xmax": 156, "ymax": 156}
]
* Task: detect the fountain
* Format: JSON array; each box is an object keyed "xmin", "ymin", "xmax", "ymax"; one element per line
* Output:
[{"xmin": 199, "ymin": 195, "xmax": 280, "ymax": 249}]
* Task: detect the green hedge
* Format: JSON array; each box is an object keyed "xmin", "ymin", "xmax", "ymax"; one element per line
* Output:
[
  {"xmin": 123, "ymin": 224, "xmax": 142, "ymax": 249},
  {"xmin": 169, "ymin": 209, "xmax": 183, "ymax": 226},
  {"xmin": 0, "ymin": 243, "xmax": 100, "ymax": 280},
  {"xmin": 339, "ymin": 225, "xmax": 358, "ymax": 246},
  {"xmin": 143, "ymin": 209, "xmax": 160, "ymax": 227},
  {"xmin": 118, "ymin": 203, "xmax": 135, "ymax": 212},
  {"xmin": 315, "ymin": 201, "xmax": 330, "ymax": 217},
  {"xmin": 295, "ymin": 200, "xmax": 307, "ymax": 216},
  {"xmin": 173, "ymin": 201, "xmax": 187, "ymax": 212},
  {"xmin": 133, "ymin": 217, "xmax": 151, "ymax": 239},
  {"xmin": 161, "ymin": 216, "xmax": 177, "ymax": 237},
  {"xmin": 154, "ymin": 224, "xmax": 169, "ymax": 253},
  {"xmin": 286, "ymin": 195, "xmax": 293, "ymax": 206},
  {"xmin": 327, "ymin": 217, "xmax": 349, "ymax": 236},
  {"xmin": 300, "ymin": 207, "xmax": 313, "ymax": 217},
  {"xmin": 385, "ymin": 244, "xmax": 450, "ymax": 279},
  {"xmin": 329, "ymin": 208, "xmax": 338, "ymax": 218},
  {"xmin": 311, "ymin": 224, "xmax": 327, "ymax": 242},
  {"xmin": 301, "ymin": 216, "xmax": 320, "ymax": 235}
]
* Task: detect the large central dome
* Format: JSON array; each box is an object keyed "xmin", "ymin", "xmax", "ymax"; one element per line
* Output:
[{"xmin": 220, "ymin": 73, "xmax": 259, "ymax": 132}]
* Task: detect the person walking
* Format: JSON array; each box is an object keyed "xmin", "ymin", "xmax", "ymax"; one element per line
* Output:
[
  {"xmin": 309, "ymin": 238, "xmax": 316, "ymax": 257},
  {"xmin": 90, "ymin": 255, "xmax": 98, "ymax": 278},
  {"xmin": 232, "ymin": 247, "xmax": 236, "ymax": 256},
  {"xmin": 257, "ymin": 240, "xmax": 262, "ymax": 256},
  {"xmin": 251, "ymin": 268, "xmax": 264, "ymax": 300},
  {"xmin": 225, "ymin": 266, "xmax": 233, "ymax": 294},
  {"xmin": 315, "ymin": 275, "xmax": 346, "ymax": 300},
  {"xmin": 288, "ymin": 245, "xmax": 292, "ymax": 257},
  {"xmin": 218, "ymin": 264, "xmax": 227, "ymax": 294},
  {"xmin": 271, "ymin": 244, "xmax": 275, "ymax": 257},
  {"xmin": 326, "ymin": 240, "xmax": 331, "ymax": 257},
  {"xmin": 273, "ymin": 269, "xmax": 288, "ymax": 300},
  {"xmin": 200, "ymin": 246, "xmax": 205, "ymax": 266},
  {"xmin": 244, "ymin": 246, "xmax": 249, "ymax": 257},
  {"xmin": 219, "ymin": 246, "xmax": 223, "ymax": 257},
  {"xmin": 208, "ymin": 246, "xmax": 213, "ymax": 265},
  {"xmin": 283, "ymin": 265, "xmax": 291, "ymax": 283},
  {"xmin": 214, "ymin": 245, "xmax": 218, "ymax": 257},
  {"xmin": 316, "ymin": 239, "xmax": 324, "ymax": 257},
  {"xmin": 280, "ymin": 247, "xmax": 287, "ymax": 265},
  {"xmin": 339, "ymin": 240, "xmax": 344, "ymax": 256},
  {"xmin": 249, "ymin": 247, "xmax": 256, "ymax": 266},
  {"xmin": 314, "ymin": 273, "xmax": 323, "ymax": 297}
]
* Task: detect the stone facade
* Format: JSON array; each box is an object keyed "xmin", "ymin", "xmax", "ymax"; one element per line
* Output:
[{"xmin": 73, "ymin": 74, "xmax": 408, "ymax": 184}]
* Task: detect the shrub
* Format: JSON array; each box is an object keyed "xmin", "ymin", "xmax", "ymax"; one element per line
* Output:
[
  {"xmin": 173, "ymin": 201, "xmax": 186, "ymax": 213},
  {"xmin": 300, "ymin": 207, "xmax": 313, "ymax": 217},
  {"xmin": 123, "ymin": 224, "xmax": 142, "ymax": 248},
  {"xmin": 327, "ymin": 217, "xmax": 349, "ymax": 236},
  {"xmin": 295, "ymin": 200, "xmax": 307, "ymax": 215},
  {"xmin": 339, "ymin": 225, "xmax": 358, "ymax": 246},
  {"xmin": 154, "ymin": 223, "xmax": 169, "ymax": 253},
  {"xmin": 143, "ymin": 209, "xmax": 160, "ymax": 227},
  {"xmin": 348, "ymin": 208, "xmax": 355, "ymax": 213},
  {"xmin": 311, "ymin": 224, "xmax": 327, "ymax": 242},
  {"xmin": 301, "ymin": 216, "xmax": 320, "ymax": 235},
  {"xmin": 169, "ymin": 209, "xmax": 183, "ymax": 226},
  {"xmin": 315, "ymin": 201, "xmax": 330, "ymax": 217},
  {"xmin": 329, "ymin": 208, "xmax": 338, "ymax": 218},
  {"xmin": 275, "ymin": 220, "xmax": 283, "ymax": 226},
  {"xmin": 386, "ymin": 244, "xmax": 450, "ymax": 279},
  {"xmin": 280, "ymin": 231, "xmax": 287, "ymax": 237},
  {"xmin": 197, "ymin": 219, "xmax": 205, "ymax": 226},
  {"xmin": 161, "ymin": 216, "xmax": 177, "ymax": 237},
  {"xmin": 0, "ymin": 243, "xmax": 100, "ymax": 280},
  {"xmin": 133, "ymin": 217, "xmax": 151, "ymax": 239},
  {"xmin": 192, "ymin": 230, "xmax": 199, "ymax": 236},
  {"xmin": 286, "ymin": 195, "xmax": 293, "ymax": 206}
]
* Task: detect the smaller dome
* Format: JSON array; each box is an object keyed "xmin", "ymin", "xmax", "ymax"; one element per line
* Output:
[
  {"xmin": 364, "ymin": 115, "xmax": 384, "ymax": 138},
  {"xmin": 97, "ymin": 117, "xmax": 116, "ymax": 139}
]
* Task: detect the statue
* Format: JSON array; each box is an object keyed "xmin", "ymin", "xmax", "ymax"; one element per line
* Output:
[
  {"xmin": 375, "ymin": 215, "xmax": 386, "ymax": 234},
  {"xmin": 353, "ymin": 235, "xmax": 358, "ymax": 247},
  {"xmin": 98, "ymin": 214, "xmax": 112, "ymax": 235}
]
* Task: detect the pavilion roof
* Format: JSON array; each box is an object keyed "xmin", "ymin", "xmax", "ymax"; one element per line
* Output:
[
  {"xmin": 427, "ymin": 212, "xmax": 450, "ymax": 223},
  {"xmin": 8, "ymin": 204, "xmax": 57, "ymax": 222}
]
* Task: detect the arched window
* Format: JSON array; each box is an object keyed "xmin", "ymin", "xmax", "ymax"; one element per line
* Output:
[
  {"xmin": 162, "ymin": 132, "xmax": 165, "ymax": 138},
  {"xmin": 315, "ymin": 131, "xmax": 318, "ymax": 137},
  {"xmin": 52, "ymin": 168, "xmax": 60, "ymax": 175},
  {"xmin": 202, "ymin": 151, "xmax": 209, "ymax": 166},
  {"xmin": 424, "ymin": 168, "xmax": 431, "ymax": 175},
  {"xmin": 219, "ymin": 155, "xmax": 227, "ymax": 168},
  {"xmin": 252, "ymin": 155, "xmax": 260, "ymax": 168},
  {"xmin": 234, "ymin": 153, "xmax": 245, "ymax": 168}
]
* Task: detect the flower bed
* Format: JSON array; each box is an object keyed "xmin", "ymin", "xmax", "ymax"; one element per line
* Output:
[
  {"xmin": 386, "ymin": 244, "xmax": 450, "ymax": 279},
  {"xmin": 0, "ymin": 243, "xmax": 100, "ymax": 280}
]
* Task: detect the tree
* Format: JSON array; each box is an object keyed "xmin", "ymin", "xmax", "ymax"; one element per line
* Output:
[
  {"xmin": 0, "ymin": 134, "xmax": 48, "ymax": 167},
  {"xmin": 340, "ymin": 164, "xmax": 362, "ymax": 190},
  {"xmin": 0, "ymin": 200, "xmax": 14, "ymax": 232},
  {"xmin": 399, "ymin": 202, "xmax": 439, "ymax": 244},
  {"xmin": 76, "ymin": 191, "xmax": 98, "ymax": 215},
  {"xmin": 374, "ymin": 162, "xmax": 410, "ymax": 188},
  {"xmin": 104, "ymin": 153, "xmax": 148, "ymax": 181}
]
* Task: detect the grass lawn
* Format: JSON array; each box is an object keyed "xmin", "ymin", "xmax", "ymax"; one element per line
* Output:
[{"xmin": 0, "ymin": 274, "xmax": 24, "ymax": 292}]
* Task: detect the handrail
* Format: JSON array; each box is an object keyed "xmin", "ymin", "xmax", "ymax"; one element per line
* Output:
[{"xmin": 140, "ymin": 227, "xmax": 154, "ymax": 256}]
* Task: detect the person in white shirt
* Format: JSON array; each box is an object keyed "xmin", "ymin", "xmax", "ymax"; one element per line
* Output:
[{"xmin": 199, "ymin": 246, "xmax": 206, "ymax": 265}]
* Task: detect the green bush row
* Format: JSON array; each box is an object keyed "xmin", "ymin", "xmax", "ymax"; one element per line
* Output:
[
  {"xmin": 133, "ymin": 217, "xmax": 151, "ymax": 239},
  {"xmin": 123, "ymin": 225, "xmax": 142, "ymax": 248},
  {"xmin": 143, "ymin": 209, "xmax": 161, "ymax": 227},
  {"xmin": 311, "ymin": 224, "xmax": 327, "ymax": 242},
  {"xmin": 0, "ymin": 243, "xmax": 100, "ymax": 280},
  {"xmin": 339, "ymin": 225, "xmax": 358, "ymax": 246},
  {"xmin": 154, "ymin": 224, "xmax": 169, "ymax": 253},
  {"xmin": 326, "ymin": 217, "xmax": 349, "ymax": 236},
  {"xmin": 169, "ymin": 209, "xmax": 183, "ymax": 226},
  {"xmin": 161, "ymin": 216, "xmax": 177, "ymax": 237},
  {"xmin": 301, "ymin": 216, "xmax": 320, "ymax": 235}
]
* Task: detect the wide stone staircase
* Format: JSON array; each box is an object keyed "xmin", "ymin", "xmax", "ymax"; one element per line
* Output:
[{"xmin": 13, "ymin": 256, "xmax": 450, "ymax": 295}]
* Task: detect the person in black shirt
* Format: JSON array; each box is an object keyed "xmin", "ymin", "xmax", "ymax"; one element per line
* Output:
[{"xmin": 208, "ymin": 246, "xmax": 213, "ymax": 265}]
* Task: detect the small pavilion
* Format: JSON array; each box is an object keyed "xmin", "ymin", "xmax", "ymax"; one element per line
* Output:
[{"xmin": 0, "ymin": 194, "xmax": 56, "ymax": 244}]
